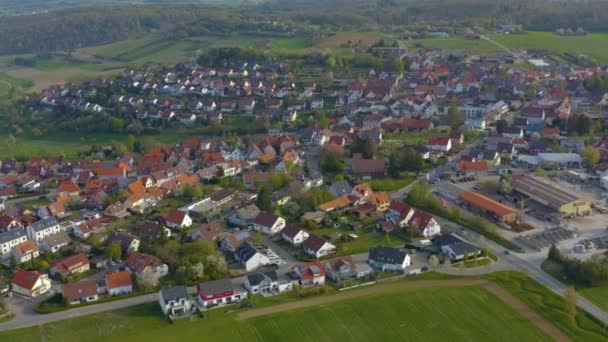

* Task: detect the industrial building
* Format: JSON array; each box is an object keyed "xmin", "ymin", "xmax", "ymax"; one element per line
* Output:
[
  {"xmin": 511, "ymin": 175, "xmax": 592, "ymax": 217},
  {"xmin": 459, "ymin": 191, "xmax": 517, "ymax": 223}
]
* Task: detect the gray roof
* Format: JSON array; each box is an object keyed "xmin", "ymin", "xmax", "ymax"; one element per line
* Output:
[
  {"xmin": 161, "ymin": 286, "xmax": 190, "ymax": 302},
  {"xmin": 236, "ymin": 204, "xmax": 260, "ymax": 221},
  {"xmin": 235, "ymin": 242, "xmax": 261, "ymax": 262},
  {"xmin": 328, "ymin": 181, "xmax": 353, "ymax": 197},
  {"xmin": 28, "ymin": 217, "xmax": 60, "ymax": 232},
  {"xmin": 512, "ymin": 174, "xmax": 588, "ymax": 209},
  {"xmin": 433, "ymin": 233, "xmax": 462, "ymax": 247},
  {"xmin": 198, "ymin": 278, "xmax": 234, "ymax": 296},
  {"xmin": 0, "ymin": 228, "xmax": 26, "ymax": 243},
  {"xmin": 448, "ymin": 241, "xmax": 479, "ymax": 256},
  {"xmin": 42, "ymin": 232, "xmax": 71, "ymax": 247},
  {"xmin": 246, "ymin": 270, "xmax": 278, "ymax": 286},
  {"xmin": 368, "ymin": 246, "xmax": 407, "ymax": 265}
]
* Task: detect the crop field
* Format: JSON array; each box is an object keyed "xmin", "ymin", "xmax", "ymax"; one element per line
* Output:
[{"xmin": 0, "ymin": 283, "xmax": 551, "ymax": 342}]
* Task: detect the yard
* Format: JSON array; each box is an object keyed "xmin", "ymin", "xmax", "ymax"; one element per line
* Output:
[
  {"xmin": 0, "ymin": 279, "xmax": 553, "ymax": 342},
  {"xmin": 311, "ymin": 224, "xmax": 409, "ymax": 257},
  {"xmin": 367, "ymin": 175, "xmax": 417, "ymax": 192}
]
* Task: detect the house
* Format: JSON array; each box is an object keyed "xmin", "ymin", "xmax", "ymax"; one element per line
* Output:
[
  {"xmin": 324, "ymin": 256, "xmax": 372, "ymax": 282},
  {"xmin": 197, "ymin": 278, "xmax": 247, "ymax": 309},
  {"xmin": 251, "ymin": 212, "xmax": 285, "ymax": 235},
  {"xmin": 105, "ymin": 271, "xmax": 133, "ymax": 296},
  {"xmin": 459, "ymin": 160, "xmax": 489, "ymax": 174},
  {"xmin": 228, "ymin": 204, "xmax": 261, "ymax": 227},
  {"xmin": 125, "ymin": 252, "xmax": 169, "ymax": 286},
  {"xmin": 441, "ymin": 240, "xmax": 481, "ymax": 261},
  {"xmin": 106, "ymin": 232, "xmax": 140, "ymax": 254},
  {"xmin": 11, "ymin": 240, "xmax": 39, "ymax": 264},
  {"xmin": 303, "ymin": 234, "xmax": 336, "ymax": 259},
  {"xmin": 11, "ymin": 269, "xmax": 52, "ymax": 298},
  {"xmin": 244, "ymin": 270, "xmax": 293, "ymax": 295},
  {"xmin": 74, "ymin": 219, "xmax": 104, "ymax": 239},
  {"xmin": 286, "ymin": 262, "xmax": 325, "ymax": 286},
  {"xmin": 235, "ymin": 242, "xmax": 271, "ymax": 271},
  {"xmin": 219, "ymin": 230, "xmax": 252, "ymax": 252},
  {"xmin": 351, "ymin": 154, "xmax": 386, "ymax": 179},
  {"xmin": 159, "ymin": 286, "xmax": 194, "ymax": 316},
  {"xmin": 281, "ymin": 224, "xmax": 310, "ymax": 246},
  {"xmin": 57, "ymin": 180, "xmax": 80, "ymax": 198},
  {"xmin": 136, "ymin": 221, "xmax": 170, "ymax": 239},
  {"xmin": 368, "ymin": 246, "xmax": 411, "ymax": 272},
  {"xmin": 62, "ymin": 279, "xmax": 99, "ymax": 305},
  {"xmin": 0, "ymin": 215, "xmax": 22, "ymax": 232},
  {"xmin": 407, "ymin": 210, "xmax": 441, "ymax": 237},
  {"xmin": 50, "ymin": 253, "xmax": 90, "ymax": 278},
  {"xmin": 328, "ymin": 180, "xmax": 353, "ymax": 198},
  {"xmin": 40, "ymin": 232, "xmax": 71, "ymax": 253},
  {"xmin": 26, "ymin": 217, "xmax": 61, "ymax": 242},
  {"xmin": 426, "ymin": 137, "xmax": 452, "ymax": 153},
  {"xmin": 0, "ymin": 229, "xmax": 28, "ymax": 257},
  {"xmin": 385, "ymin": 200, "xmax": 415, "ymax": 228},
  {"xmin": 161, "ymin": 210, "xmax": 192, "ymax": 229},
  {"xmin": 189, "ymin": 221, "xmax": 226, "ymax": 241}
]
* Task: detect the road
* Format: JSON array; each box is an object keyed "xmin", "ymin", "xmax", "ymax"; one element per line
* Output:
[
  {"xmin": 0, "ymin": 293, "xmax": 158, "ymax": 331},
  {"xmin": 436, "ymin": 216, "xmax": 608, "ymax": 326}
]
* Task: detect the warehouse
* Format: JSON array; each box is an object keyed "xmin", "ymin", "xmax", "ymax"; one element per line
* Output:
[
  {"xmin": 511, "ymin": 175, "xmax": 592, "ymax": 217},
  {"xmin": 459, "ymin": 191, "xmax": 517, "ymax": 223}
]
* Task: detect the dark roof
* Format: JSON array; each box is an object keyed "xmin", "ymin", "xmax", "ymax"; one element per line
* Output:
[
  {"xmin": 433, "ymin": 233, "xmax": 463, "ymax": 247},
  {"xmin": 246, "ymin": 270, "xmax": 278, "ymax": 286},
  {"xmin": 252, "ymin": 212, "xmax": 279, "ymax": 227},
  {"xmin": 328, "ymin": 181, "xmax": 353, "ymax": 197},
  {"xmin": 351, "ymin": 157, "xmax": 385, "ymax": 175},
  {"xmin": 106, "ymin": 232, "xmax": 137, "ymax": 252},
  {"xmin": 28, "ymin": 217, "xmax": 59, "ymax": 232},
  {"xmin": 235, "ymin": 241, "xmax": 261, "ymax": 262},
  {"xmin": 62, "ymin": 279, "xmax": 98, "ymax": 301},
  {"xmin": 303, "ymin": 234, "xmax": 329, "ymax": 252},
  {"xmin": 447, "ymin": 241, "xmax": 479, "ymax": 256},
  {"xmin": 161, "ymin": 286, "xmax": 190, "ymax": 302},
  {"xmin": 368, "ymin": 246, "xmax": 407, "ymax": 265},
  {"xmin": 137, "ymin": 221, "xmax": 162, "ymax": 238},
  {"xmin": 281, "ymin": 224, "xmax": 302, "ymax": 239},
  {"xmin": 0, "ymin": 228, "xmax": 26, "ymax": 243},
  {"xmin": 199, "ymin": 278, "xmax": 234, "ymax": 296},
  {"xmin": 210, "ymin": 188, "xmax": 235, "ymax": 202}
]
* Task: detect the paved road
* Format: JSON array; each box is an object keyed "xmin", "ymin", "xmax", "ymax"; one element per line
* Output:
[
  {"xmin": 0, "ymin": 293, "xmax": 158, "ymax": 331},
  {"xmin": 436, "ymin": 216, "xmax": 608, "ymax": 326}
]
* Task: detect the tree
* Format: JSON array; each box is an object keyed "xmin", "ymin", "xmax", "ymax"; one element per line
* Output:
[
  {"xmin": 495, "ymin": 119, "xmax": 508, "ymax": 134},
  {"xmin": 320, "ymin": 150, "xmax": 343, "ymax": 174},
  {"xmin": 582, "ymin": 146, "xmax": 601, "ymax": 166},
  {"xmin": 564, "ymin": 286, "xmax": 578, "ymax": 323},
  {"xmin": 429, "ymin": 254, "xmax": 440, "ymax": 268},
  {"xmin": 350, "ymin": 137, "xmax": 376, "ymax": 159},
  {"xmin": 256, "ymin": 186, "xmax": 272, "ymax": 211},
  {"xmin": 387, "ymin": 152, "xmax": 400, "ymax": 178},
  {"xmin": 446, "ymin": 105, "xmax": 465, "ymax": 129},
  {"xmin": 126, "ymin": 134, "xmax": 136, "ymax": 152},
  {"xmin": 391, "ymin": 58, "xmax": 404, "ymax": 73},
  {"xmin": 498, "ymin": 175, "xmax": 512, "ymax": 194},
  {"xmin": 548, "ymin": 244, "xmax": 562, "ymax": 262},
  {"xmin": 463, "ymin": 251, "xmax": 469, "ymax": 263},
  {"xmin": 105, "ymin": 241, "xmax": 122, "ymax": 261},
  {"xmin": 183, "ymin": 184, "xmax": 204, "ymax": 199},
  {"xmin": 319, "ymin": 114, "xmax": 330, "ymax": 129}
]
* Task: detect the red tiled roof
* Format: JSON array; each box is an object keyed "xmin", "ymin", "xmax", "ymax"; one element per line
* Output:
[
  {"xmin": 162, "ymin": 210, "xmax": 187, "ymax": 225},
  {"xmin": 105, "ymin": 271, "xmax": 132, "ymax": 289},
  {"xmin": 62, "ymin": 279, "xmax": 98, "ymax": 302},
  {"xmin": 58, "ymin": 180, "xmax": 79, "ymax": 193},
  {"xmin": 12, "ymin": 269, "xmax": 45, "ymax": 290}
]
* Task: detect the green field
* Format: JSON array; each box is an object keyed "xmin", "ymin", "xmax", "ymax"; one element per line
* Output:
[
  {"xmin": 1, "ymin": 285, "xmax": 549, "ymax": 342},
  {"xmin": 491, "ymin": 31, "xmax": 608, "ymax": 63},
  {"xmin": 406, "ymin": 37, "xmax": 502, "ymax": 55}
]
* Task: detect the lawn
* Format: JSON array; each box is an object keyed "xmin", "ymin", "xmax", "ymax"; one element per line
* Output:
[
  {"xmin": 6, "ymin": 284, "xmax": 550, "ymax": 342},
  {"xmin": 490, "ymin": 31, "xmax": 608, "ymax": 63},
  {"xmin": 405, "ymin": 37, "xmax": 502, "ymax": 55},
  {"xmin": 542, "ymin": 259, "xmax": 608, "ymax": 312},
  {"xmin": 368, "ymin": 175, "xmax": 417, "ymax": 192},
  {"xmin": 384, "ymin": 131, "xmax": 446, "ymax": 146}
]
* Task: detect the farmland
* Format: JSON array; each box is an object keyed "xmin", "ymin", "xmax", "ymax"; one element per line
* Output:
[
  {"xmin": 0, "ymin": 279, "xmax": 552, "ymax": 342},
  {"xmin": 406, "ymin": 31, "xmax": 608, "ymax": 64}
]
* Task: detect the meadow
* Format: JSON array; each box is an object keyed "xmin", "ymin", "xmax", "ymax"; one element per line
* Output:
[{"xmin": 0, "ymin": 283, "xmax": 550, "ymax": 342}]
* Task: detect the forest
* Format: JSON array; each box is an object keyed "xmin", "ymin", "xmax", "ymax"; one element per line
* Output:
[{"xmin": 3, "ymin": 0, "xmax": 608, "ymax": 55}]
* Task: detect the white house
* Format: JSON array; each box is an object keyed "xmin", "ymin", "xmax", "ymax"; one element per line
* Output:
[
  {"xmin": 281, "ymin": 224, "xmax": 310, "ymax": 246},
  {"xmin": 11, "ymin": 269, "xmax": 52, "ymax": 298},
  {"xmin": 244, "ymin": 270, "xmax": 293, "ymax": 295},
  {"xmin": 251, "ymin": 212, "xmax": 285, "ymax": 235},
  {"xmin": 197, "ymin": 278, "xmax": 247, "ymax": 309},
  {"xmin": 426, "ymin": 137, "xmax": 452, "ymax": 153},
  {"xmin": 105, "ymin": 271, "xmax": 133, "ymax": 296},
  {"xmin": 234, "ymin": 242, "xmax": 271, "ymax": 271},
  {"xmin": 11, "ymin": 240, "xmax": 40, "ymax": 264},
  {"xmin": 0, "ymin": 229, "xmax": 28, "ymax": 257},
  {"xmin": 368, "ymin": 246, "xmax": 411, "ymax": 272},
  {"xmin": 26, "ymin": 217, "xmax": 61, "ymax": 242},
  {"xmin": 161, "ymin": 210, "xmax": 193, "ymax": 229},
  {"xmin": 287, "ymin": 262, "xmax": 325, "ymax": 286},
  {"xmin": 62, "ymin": 279, "xmax": 99, "ymax": 305},
  {"xmin": 159, "ymin": 286, "xmax": 194, "ymax": 316},
  {"xmin": 303, "ymin": 234, "xmax": 336, "ymax": 259}
]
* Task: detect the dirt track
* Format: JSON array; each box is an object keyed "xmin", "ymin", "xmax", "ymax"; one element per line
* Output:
[{"xmin": 237, "ymin": 279, "xmax": 570, "ymax": 342}]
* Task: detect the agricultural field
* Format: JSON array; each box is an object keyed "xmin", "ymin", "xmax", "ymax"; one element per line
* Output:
[
  {"xmin": 404, "ymin": 37, "xmax": 502, "ymax": 55},
  {"xmin": 0, "ymin": 281, "xmax": 553, "ymax": 342},
  {"xmin": 490, "ymin": 31, "xmax": 608, "ymax": 63}
]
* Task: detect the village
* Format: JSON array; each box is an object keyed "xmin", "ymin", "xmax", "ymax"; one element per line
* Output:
[{"xmin": 2, "ymin": 41, "xmax": 608, "ymax": 322}]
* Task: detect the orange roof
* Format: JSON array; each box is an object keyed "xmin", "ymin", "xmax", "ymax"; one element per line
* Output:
[
  {"xmin": 459, "ymin": 191, "xmax": 516, "ymax": 217},
  {"xmin": 58, "ymin": 180, "xmax": 79, "ymax": 193},
  {"xmin": 12, "ymin": 269, "xmax": 45, "ymax": 290},
  {"xmin": 373, "ymin": 191, "xmax": 390, "ymax": 204},
  {"xmin": 459, "ymin": 161, "xmax": 488, "ymax": 172},
  {"xmin": 13, "ymin": 240, "xmax": 38, "ymax": 256},
  {"xmin": 127, "ymin": 179, "xmax": 146, "ymax": 194},
  {"xmin": 258, "ymin": 153, "xmax": 276, "ymax": 163},
  {"xmin": 318, "ymin": 195, "xmax": 352, "ymax": 211},
  {"xmin": 105, "ymin": 271, "xmax": 132, "ymax": 289}
]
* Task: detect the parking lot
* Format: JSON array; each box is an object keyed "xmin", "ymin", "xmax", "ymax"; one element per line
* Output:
[{"xmin": 516, "ymin": 227, "xmax": 576, "ymax": 251}]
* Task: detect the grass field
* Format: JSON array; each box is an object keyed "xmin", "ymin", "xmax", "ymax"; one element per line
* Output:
[
  {"xmin": 2, "ymin": 284, "xmax": 550, "ymax": 342},
  {"xmin": 405, "ymin": 37, "xmax": 503, "ymax": 55},
  {"xmin": 542, "ymin": 259, "xmax": 608, "ymax": 312},
  {"xmin": 367, "ymin": 175, "xmax": 417, "ymax": 191}
]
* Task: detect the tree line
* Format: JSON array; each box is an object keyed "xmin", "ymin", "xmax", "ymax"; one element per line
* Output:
[{"xmin": 548, "ymin": 245, "xmax": 608, "ymax": 287}]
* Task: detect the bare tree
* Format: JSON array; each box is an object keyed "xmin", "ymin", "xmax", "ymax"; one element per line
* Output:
[{"xmin": 564, "ymin": 286, "xmax": 578, "ymax": 323}]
